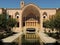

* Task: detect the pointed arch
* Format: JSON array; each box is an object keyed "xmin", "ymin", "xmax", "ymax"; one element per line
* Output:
[
  {"xmin": 43, "ymin": 12, "xmax": 47, "ymax": 18},
  {"xmin": 22, "ymin": 4, "xmax": 40, "ymax": 20},
  {"xmin": 15, "ymin": 12, "xmax": 19, "ymax": 18},
  {"xmin": 22, "ymin": 4, "xmax": 40, "ymax": 26},
  {"xmin": 15, "ymin": 12, "xmax": 19, "ymax": 16},
  {"xmin": 43, "ymin": 12, "xmax": 47, "ymax": 16}
]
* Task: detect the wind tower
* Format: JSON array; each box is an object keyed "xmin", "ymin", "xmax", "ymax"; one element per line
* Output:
[{"xmin": 20, "ymin": 0, "xmax": 25, "ymax": 9}]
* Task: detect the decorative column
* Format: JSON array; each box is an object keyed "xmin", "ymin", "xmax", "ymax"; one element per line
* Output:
[
  {"xmin": 25, "ymin": 22, "xmax": 26, "ymax": 26},
  {"xmin": 40, "ymin": 11, "xmax": 43, "ymax": 32},
  {"xmin": 19, "ymin": 11, "xmax": 22, "ymax": 32}
]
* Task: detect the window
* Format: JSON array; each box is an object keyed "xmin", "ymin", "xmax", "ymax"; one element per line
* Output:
[
  {"xmin": 9, "ymin": 15, "xmax": 11, "ymax": 18},
  {"xmin": 23, "ymin": 22, "xmax": 25, "ymax": 26},
  {"xmin": 43, "ymin": 12, "xmax": 47, "ymax": 19},
  {"xmin": 43, "ymin": 15, "xmax": 46, "ymax": 18},
  {"xmin": 16, "ymin": 15, "xmax": 19, "ymax": 18},
  {"xmin": 15, "ymin": 12, "xmax": 19, "ymax": 18},
  {"xmin": 16, "ymin": 22, "xmax": 19, "ymax": 27},
  {"xmin": 22, "ymin": 2, "xmax": 23, "ymax": 5}
]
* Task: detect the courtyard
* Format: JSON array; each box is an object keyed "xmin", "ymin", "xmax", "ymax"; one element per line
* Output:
[{"xmin": 0, "ymin": 0, "xmax": 60, "ymax": 45}]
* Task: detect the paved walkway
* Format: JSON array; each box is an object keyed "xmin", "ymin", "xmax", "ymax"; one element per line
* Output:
[
  {"xmin": 2, "ymin": 32, "xmax": 23, "ymax": 43},
  {"xmin": 2, "ymin": 32, "xmax": 57, "ymax": 45},
  {"xmin": 38, "ymin": 32, "xmax": 56, "ymax": 44}
]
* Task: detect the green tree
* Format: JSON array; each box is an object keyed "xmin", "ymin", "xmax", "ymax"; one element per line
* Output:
[
  {"xmin": 6, "ymin": 18, "xmax": 17, "ymax": 32},
  {"xmin": 54, "ymin": 11, "xmax": 60, "ymax": 33},
  {"xmin": 49, "ymin": 17, "xmax": 55, "ymax": 31},
  {"xmin": 0, "ymin": 14, "xmax": 7, "ymax": 30},
  {"xmin": 43, "ymin": 20, "xmax": 50, "ymax": 33},
  {"xmin": 0, "ymin": 14, "xmax": 17, "ymax": 32},
  {"xmin": 43, "ymin": 20, "xmax": 50, "ymax": 28},
  {"xmin": 43, "ymin": 17, "xmax": 55, "ymax": 32}
]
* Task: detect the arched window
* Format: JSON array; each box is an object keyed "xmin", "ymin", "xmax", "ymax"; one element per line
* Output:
[
  {"xmin": 16, "ymin": 22, "xmax": 19, "ymax": 27},
  {"xmin": 9, "ymin": 15, "xmax": 11, "ymax": 18},
  {"xmin": 43, "ymin": 12, "xmax": 47, "ymax": 19},
  {"xmin": 15, "ymin": 12, "xmax": 19, "ymax": 18}
]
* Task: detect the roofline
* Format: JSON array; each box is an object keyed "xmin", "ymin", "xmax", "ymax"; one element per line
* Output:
[
  {"xmin": 40, "ymin": 8, "xmax": 57, "ymax": 10},
  {"xmin": 0, "ymin": 8, "xmax": 58, "ymax": 10},
  {"xmin": 6, "ymin": 8, "xmax": 20, "ymax": 10}
]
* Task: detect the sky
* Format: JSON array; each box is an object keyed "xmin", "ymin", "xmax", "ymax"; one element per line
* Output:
[{"xmin": 0, "ymin": 0, "xmax": 60, "ymax": 8}]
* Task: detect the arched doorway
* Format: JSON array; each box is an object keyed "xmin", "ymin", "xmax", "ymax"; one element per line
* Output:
[{"xmin": 22, "ymin": 4, "xmax": 40, "ymax": 33}]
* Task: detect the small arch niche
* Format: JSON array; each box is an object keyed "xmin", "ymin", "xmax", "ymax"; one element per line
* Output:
[
  {"xmin": 15, "ymin": 12, "xmax": 19, "ymax": 18},
  {"xmin": 43, "ymin": 12, "xmax": 47, "ymax": 19}
]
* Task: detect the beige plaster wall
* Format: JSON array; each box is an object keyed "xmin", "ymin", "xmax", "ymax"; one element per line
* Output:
[
  {"xmin": 7, "ymin": 9, "xmax": 22, "ymax": 32},
  {"xmin": 0, "ymin": 4, "xmax": 57, "ymax": 32},
  {"xmin": 7, "ymin": 9, "xmax": 21, "ymax": 18},
  {"xmin": 40, "ymin": 9, "xmax": 56, "ymax": 20},
  {"xmin": 0, "ymin": 8, "xmax": 2, "ymax": 14}
]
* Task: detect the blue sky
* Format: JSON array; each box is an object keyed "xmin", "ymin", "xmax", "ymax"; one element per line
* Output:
[{"xmin": 0, "ymin": 0, "xmax": 60, "ymax": 8}]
